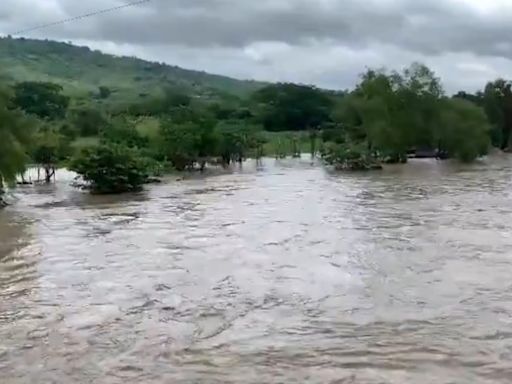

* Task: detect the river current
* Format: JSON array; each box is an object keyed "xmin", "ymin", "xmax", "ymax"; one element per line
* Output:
[{"xmin": 2, "ymin": 156, "xmax": 512, "ymax": 383}]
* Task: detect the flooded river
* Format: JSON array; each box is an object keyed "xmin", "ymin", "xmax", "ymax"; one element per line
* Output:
[{"xmin": 2, "ymin": 157, "xmax": 512, "ymax": 383}]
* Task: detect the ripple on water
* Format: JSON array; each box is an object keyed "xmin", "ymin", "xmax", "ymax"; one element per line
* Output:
[{"xmin": 2, "ymin": 157, "xmax": 512, "ymax": 383}]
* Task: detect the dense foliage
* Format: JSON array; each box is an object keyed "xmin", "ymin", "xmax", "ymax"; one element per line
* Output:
[
  {"xmin": 439, "ymin": 99, "xmax": 490, "ymax": 162},
  {"xmin": 0, "ymin": 87, "xmax": 34, "ymax": 198},
  {"xmin": 70, "ymin": 144, "xmax": 148, "ymax": 194},
  {"xmin": 13, "ymin": 82, "xmax": 70, "ymax": 120},
  {"xmin": 322, "ymin": 142, "xmax": 382, "ymax": 171},
  {"xmin": 254, "ymin": 83, "xmax": 333, "ymax": 131},
  {"xmin": 160, "ymin": 118, "xmax": 264, "ymax": 171},
  {"xmin": 71, "ymin": 107, "xmax": 110, "ymax": 137},
  {"xmin": 0, "ymin": 37, "xmax": 510, "ymax": 199},
  {"xmin": 323, "ymin": 63, "xmax": 491, "ymax": 168},
  {"xmin": 455, "ymin": 80, "xmax": 512, "ymax": 150}
]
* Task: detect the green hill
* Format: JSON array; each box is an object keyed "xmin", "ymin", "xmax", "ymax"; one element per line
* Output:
[{"xmin": 0, "ymin": 37, "xmax": 264, "ymax": 105}]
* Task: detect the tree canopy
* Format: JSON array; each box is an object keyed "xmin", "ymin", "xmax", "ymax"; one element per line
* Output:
[
  {"xmin": 0, "ymin": 87, "xmax": 34, "ymax": 187},
  {"xmin": 439, "ymin": 98, "xmax": 490, "ymax": 162},
  {"xmin": 254, "ymin": 83, "xmax": 334, "ymax": 131},
  {"xmin": 12, "ymin": 81, "xmax": 69, "ymax": 120},
  {"xmin": 325, "ymin": 63, "xmax": 490, "ymax": 168},
  {"xmin": 70, "ymin": 144, "xmax": 149, "ymax": 194}
]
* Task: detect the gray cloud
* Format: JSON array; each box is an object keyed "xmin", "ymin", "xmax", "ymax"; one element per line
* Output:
[
  {"xmin": 6, "ymin": 0, "xmax": 509, "ymax": 56},
  {"xmin": 1, "ymin": 0, "xmax": 512, "ymax": 92}
]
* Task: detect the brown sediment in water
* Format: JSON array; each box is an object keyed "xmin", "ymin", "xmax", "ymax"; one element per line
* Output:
[{"xmin": 1, "ymin": 156, "xmax": 512, "ymax": 383}]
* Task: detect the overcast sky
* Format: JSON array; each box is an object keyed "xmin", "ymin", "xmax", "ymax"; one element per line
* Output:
[{"xmin": 2, "ymin": 0, "xmax": 512, "ymax": 93}]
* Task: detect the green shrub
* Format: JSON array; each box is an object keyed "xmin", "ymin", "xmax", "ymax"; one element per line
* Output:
[
  {"xmin": 322, "ymin": 142, "xmax": 382, "ymax": 171},
  {"xmin": 70, "ymin": 144, "xmax": 149, "ymax": 194}
]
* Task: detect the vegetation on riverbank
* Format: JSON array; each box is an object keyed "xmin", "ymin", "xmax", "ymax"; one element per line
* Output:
[
  {"xmin": 1, "ymin": 38, "xmax": 511, "ymax": 196},
  {"xmin": 0, "ymin": 85, "xmax": 36, "ymax": 204},
  {"xmin": 70, "ymin": 144, "xmax": 149, "ymax": 194},
  {"xmin": 320, "ymin": 63, "xmax": 490, "ymax": 169}
]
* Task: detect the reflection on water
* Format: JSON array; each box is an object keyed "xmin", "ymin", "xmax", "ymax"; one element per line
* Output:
[{"xmin": 2, "ymin": 157, "xmax": 512, "ymax": 383}]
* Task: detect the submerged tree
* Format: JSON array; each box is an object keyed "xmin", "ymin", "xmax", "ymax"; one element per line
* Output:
[
  {"xmin": 328, "ymin": 62, "xmax": 489, "ymax": 167},
  {"xmin": 333, "ymin": 69, "xmax": 410, "ymax": 163},
  {"xmin": 216, "ymin": 121, "xmax": 265, "ymax": 165},
  {"xmin": 439, "ymin": 99, "xmax": 490, "ymax": 162},
  {"xmin": 482, "ymin": 79, "xmax": 512, "ymax": 150},
  {"xmin": 31, "ymin": 128, "xmax": 71, "ymax": 182},
  {"xmin": 159, "ymin": 115, "xmax": 221, "ymax": 171},
  {"xmin": 70, "ymin": 144, "xmax": 149, "ymax": 194},
  {"xmin": 0, "ymin": 87, "xmax": 34, "ymax": 205},
  {"xmin": 160, "ymin": 121, "xmax": 204, "ymax": 171},
  {"xmin": 322, "ymin": 141, "xmax": 382, "ymax": 171},
  {"xmin": 345, "ymin": 64, "xmax": 444, "ymax": 162}
]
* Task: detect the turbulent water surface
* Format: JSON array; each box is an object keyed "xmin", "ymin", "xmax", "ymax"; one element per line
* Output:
[{"xmin": 2, "ymin": 157, "xmax": 512, "ymax": 383}]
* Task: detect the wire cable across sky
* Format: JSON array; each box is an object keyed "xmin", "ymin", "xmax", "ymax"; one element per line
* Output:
[{"xmin": 11, "ymin": 0, "xmax": 151, "ymax": 36}]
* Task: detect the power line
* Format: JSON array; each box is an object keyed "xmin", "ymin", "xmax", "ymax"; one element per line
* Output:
[{"xmin": 11, "ymin": 0, "xmax": 152, "ymax": 36}]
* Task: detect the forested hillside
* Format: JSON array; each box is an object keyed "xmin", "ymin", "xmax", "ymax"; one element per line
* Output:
[{"xmin": 0, "ymin": 37, "xmax": 263, "ymax": 105}]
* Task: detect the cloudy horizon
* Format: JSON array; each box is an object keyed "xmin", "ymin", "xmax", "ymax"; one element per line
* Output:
[{"xmin": 2, "ymin": 0, "xmax": 512, "ymax": 93}]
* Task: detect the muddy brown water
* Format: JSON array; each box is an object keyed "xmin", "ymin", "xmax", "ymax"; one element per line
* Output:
[{"xmin": 2, "ymin": 157, "xmax": 512, "ymax": 383}]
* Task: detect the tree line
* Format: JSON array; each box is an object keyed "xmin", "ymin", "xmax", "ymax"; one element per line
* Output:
[{"xmin": 0, "ymin": 62, "xmax": 510, "ymax": 200}]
